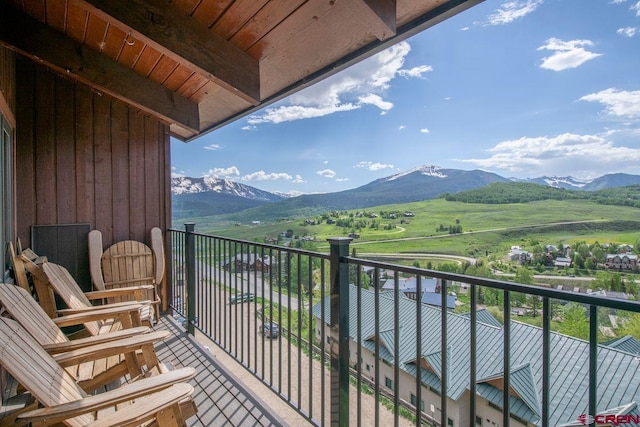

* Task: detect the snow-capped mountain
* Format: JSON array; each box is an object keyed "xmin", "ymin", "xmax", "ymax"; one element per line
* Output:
[
  {"xmin": 513, "ymin": 173, "xmax": 640, "ymax": 191},
  {"xmin": 171, "ymin": 176, "xmax": 283, "ymax": 202}
]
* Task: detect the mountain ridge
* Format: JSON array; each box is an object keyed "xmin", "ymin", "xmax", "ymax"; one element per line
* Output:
[{"xmin": 172, "ymin": 166, "xmax": 640, "ymax": 220}]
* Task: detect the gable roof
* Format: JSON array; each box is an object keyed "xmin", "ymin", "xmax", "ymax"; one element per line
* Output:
[
  {"xmin": 312, "ymin": 285, "xmax": 640, "ymax": 427},
  {"xmin": 460, "ymin": 308, "xmax": 502, "ymax": 328},
  {"xmin": 602, "ymin": 335, "xmax": 640, "ymax": 355}
]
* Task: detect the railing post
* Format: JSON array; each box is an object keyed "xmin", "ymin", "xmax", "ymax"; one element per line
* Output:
[
  {"xmin": 328, "ymin": 237, "xmax": 352, "ymax": 427},
  {"xmin": 185, "ymin": 223, "xmax": 196, "ymax": 335}
]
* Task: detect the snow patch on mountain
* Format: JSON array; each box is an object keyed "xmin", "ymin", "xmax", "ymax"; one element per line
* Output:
[
  {"xmin": 384, "ymin": 165, "xmax": 448, "ymax": 182},
  {"xmin": 171, "ymin": 176, "xmax": 283, "ymax": 202},
  {"xmin": 541, "ymin": 176, "xmax": 590, "ymax": 189}
]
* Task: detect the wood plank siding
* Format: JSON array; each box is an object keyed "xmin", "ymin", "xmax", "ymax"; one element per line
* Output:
[
  {"xmin": 0, "ymin": 45, "xmax": 15, "ymax": 125},
  {"xmin": 14, "ymin": 57, "xmax": 171, "ymax": 307}
]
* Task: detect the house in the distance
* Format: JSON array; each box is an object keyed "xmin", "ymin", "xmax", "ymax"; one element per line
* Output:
[
  {"xmin": 508, "ymin": 246, "xmax": 531, "ymax": 264},
  {"xmin": 604, "ymin": 253, "xmax": 639, "ymax": 271},
  {"xmin": 381, "ymin": 277, "xmax": 455, "ymax": 309},
  {"xmin": 222, "ymin": 254, "xmax": 278, "ymax": 274},
  {"xmin": 554, "ymin": 257, "xmax": 573, "ymax": 268}
]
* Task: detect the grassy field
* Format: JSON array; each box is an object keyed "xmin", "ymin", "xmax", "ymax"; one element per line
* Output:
[{"xmin": 182, "ymin": 198, "xmax": 640, "ymax": 259}]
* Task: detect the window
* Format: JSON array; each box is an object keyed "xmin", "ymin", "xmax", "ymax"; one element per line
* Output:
[
  {"xmin": 410, "ymin": 393, "xmax": 424, "ymax": 410},
  {"xmin": 488, "ymin": 402, "xmax": 503, "ymax": 413},
  {"xmin": 476, "ymin": 415, "xmax": 483, "ymax": 425},
  {"xmin": 511, "ymin": 413, "xmax": 528, "ymax": 424},
  {"xmin": 0, "ymin": 113, "xmax": 13, "ymax": 280},
  {"xmin": 366, "ymin": 363, "xmax": 370, "ymax": 371},
  {"xmin": 385, "ymin": 377, "xmax": 393, "ymax": 389},
  {"xmin": 447, "ymin": 418, "xmax": 454, "ymax": 427}
]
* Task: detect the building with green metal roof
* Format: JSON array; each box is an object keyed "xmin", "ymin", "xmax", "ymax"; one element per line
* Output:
[{"xmin": 312, "ymin": 285, "xmax": 640, "ymax": 426}]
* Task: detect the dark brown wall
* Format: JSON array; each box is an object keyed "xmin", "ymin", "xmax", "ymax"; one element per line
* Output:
[
  {"xmin": 0, "ymin": 45, "xmax": 15, "ymax": 124},
  {"xmin": 15, "ymin": 56, "xmax": 171, "ymax": 256}
]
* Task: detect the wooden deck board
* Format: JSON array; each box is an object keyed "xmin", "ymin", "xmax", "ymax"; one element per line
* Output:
[{"xmin": 154, "ymin": 315, "xmax": 286, "ymax": 427}]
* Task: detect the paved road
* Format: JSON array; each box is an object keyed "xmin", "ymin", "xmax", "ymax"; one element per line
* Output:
[
  {"xmin": 358, "ymin": 252, "xmax": 477, "ymax": 265},
  {"xmin": 193, "ymin": 259, "xmax": 300, "ymax": 310}
]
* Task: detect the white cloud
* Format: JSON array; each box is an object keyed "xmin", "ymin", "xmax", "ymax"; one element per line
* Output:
[
  {"xmin": 317, "ymin": 169, "xmax": 337, "ymax": 178},
  {"xmin": 398, "ymin": 65, "xmax": 433, "ymax": 79},
  {"xmin": 486, "ymin": 0, "xmax": 543, "ymax": 26},
  {"xmin": 323, "ymin": 160, "xmax": 329, "ymax": 164},
  {"xmin": 461, "ymin": 27, "xmax": 470, "ymax": 31},
  {"xmin": 247, "ymin": 103, "xmax": 358, "ymax": 124},
  {"xmin": 247, "ymin": 41, "xmax": 430, "ymax": 124},
  {"xmin": 617, "ymin": 27, "xmax": 639, "ymax": 37},
  {"xmin": 292, "ymin": 175, "xmax": 305, "ymax": 184},
  {"xmin": 633, "ymin": 1, "xmax": 640, "ymax": 15},
  {"xmin": 460, "ymin": 132, "xmax": 640, "ymax": 176},
  {"xmin": 203, "ymin": 167, "xmax": 240, "ymax": 179},
  {"xmin": 241, "ymin": 125, "xmax": 257, "ymax": 131},
  {"xmin": 355, "ymin": 161, "xmax": 394, "ymax": 171},
  {"xmin": 336, "ymin": 178, "xmax": 350, "ymax": 182},
  {"xmin": 359, "ymin": 94, "xmax": 393, "ymax": 112},
  {"xmin": 580, "ymin": 88, "xmax": 640, "ymax": 118},
  {"xmin": 171, "ymin": 169, "xmax": 185, "ymax": 178},
  {"xmin": 241, "ymin": 171, "xmax": 293, "ymax": 181},
  {"xmin": 203, "ymin": 144, "xmax": 221, "ymax": 151},
  {"xmin": 420, "ymin": 128, "xmax": 430, "ymax": 134},
  {"xmin": 399, "ymin": 125, "xmax": 406, "ymax": 131},
  {"xmin": 610, "ymin": 0, "xmax": 627, "ymax": 4},
  {"xmin": 537, "ymin": 38, "xmax": 602, "ymax": 71}
]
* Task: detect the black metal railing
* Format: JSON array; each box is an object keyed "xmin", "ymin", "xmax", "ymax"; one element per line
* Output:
[{"xmin": 169, "ymin": 224, "xmax": 640, "ymax": 427}]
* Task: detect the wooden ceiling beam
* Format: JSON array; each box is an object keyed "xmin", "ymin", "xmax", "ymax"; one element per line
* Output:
[
  {"xmin": 0, "ymin": 2, "xmax": 200, "ymax": 133},
  {"xmin": 348, "ymin": 0, "xmax": 397, "ymax": 41},
  {"xmin": 80, "ymin": 0, "xmax": 260, "ymax": 105}
]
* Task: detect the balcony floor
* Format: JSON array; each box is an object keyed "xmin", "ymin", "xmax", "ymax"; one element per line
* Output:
[{"xmin": 154, "ymin": 314, "xmax": 288, "ymax": 427}]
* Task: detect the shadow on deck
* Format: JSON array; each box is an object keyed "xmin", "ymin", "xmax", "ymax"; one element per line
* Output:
[{"xmin": 155, "ymin": 314, "xmax": 287, "ymax": 427}]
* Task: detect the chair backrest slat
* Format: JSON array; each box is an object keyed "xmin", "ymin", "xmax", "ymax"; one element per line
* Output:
[
  {"xmin": 0, "ymin": 317, "xmax": 91, "ymax": 427},
  {"xmin": 0, "ymin": 284, "xmax": 68, "ymax": 345},
  {"xmin": 102, "ymin": 241, "xmax": 155, "ymax": 289},
  {"xmin": 42, "ymin": 262, "xmax": 101, "ymax": 336}
]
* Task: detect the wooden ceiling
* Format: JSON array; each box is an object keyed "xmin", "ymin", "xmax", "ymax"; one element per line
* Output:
[{"xmin": 0, "ymin": 0, "xmax": 483, "ymax": 141}]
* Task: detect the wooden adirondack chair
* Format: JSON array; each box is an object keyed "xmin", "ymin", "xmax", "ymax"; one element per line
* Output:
[
  {"xmin": 42, "ymin": 262, "xmax": 155, "ymax": 332},
  {"xmin": 0, "ymin": 284, "xmax": 168, "ymax": 393},
  {"xmin": 7, "ymin": 242, "xmax": 57, "ymax": 317},
  {"xmin": 89, "ymin": 228, "xmax": 164, "ymax": 321},
  {"xmin": 0, "ymin": 317, "xmax": 197, "ymax": 427}
]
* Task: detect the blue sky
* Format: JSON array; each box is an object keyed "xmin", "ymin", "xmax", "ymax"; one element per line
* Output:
[{"xmin": 171, "ymin": 0, "xmax": 640, "ymax": 195}]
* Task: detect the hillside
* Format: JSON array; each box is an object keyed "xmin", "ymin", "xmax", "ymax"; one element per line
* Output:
[
  {"xmin": 172, "ymin": 192, "xmax": 274, "ymax": 218},
  {"xmin": 444, "ymin": 182, "xmax": 640, "ymax": 207},
  {"xmin": 444, "ymin": 182, "xmax": 588, "ymax": 204},
  {"xmin": 172, "ymin": 175, "xmax": 284, "ymax": 219},
  {"xmin": 171, "ymin": 166, "xmax": 640, "ymax": 222}
]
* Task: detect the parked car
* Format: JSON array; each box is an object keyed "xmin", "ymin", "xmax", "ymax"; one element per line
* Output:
[
  {"xmin": 229, "ymin": 293, "xmax": 255, "ymax": 304},
  {"xmin": 260, "ymin": 322, "xmax": 280, "ymax": 339}
]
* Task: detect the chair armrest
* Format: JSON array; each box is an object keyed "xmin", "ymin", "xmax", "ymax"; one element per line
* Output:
[
  {"xmin": 56, "ymin": 300, "xmax": 151, "ymax": 315},
  {"xmin": 85, "ymin": 285, "xmax": 154, "ymax": 300},
  {"xmin": 17, "ymin": 368, "xmax": 196, "ymax": 425},
  {"xmin": 52, "ymin": 330, "xmax": 170, "ymax": 367},
  {"xmin": 105, "ymin": 276, "xmax": 155, "ymax": 287},
  {"xmin": 42, "ymin": 326, "xmax": 149, "ymax": 354},
  {"xmin": 52, "ymin": 304, "xmax": 144, "ymax": 327}
]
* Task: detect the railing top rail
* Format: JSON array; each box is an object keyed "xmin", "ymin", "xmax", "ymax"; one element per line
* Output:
[
  {"xmin": 169, "ymin": 227, "xmax": 331, "ymax": 260},
  {"xmin": 344, "ymin": 255, "xmax": 640, "ymax": 313}
]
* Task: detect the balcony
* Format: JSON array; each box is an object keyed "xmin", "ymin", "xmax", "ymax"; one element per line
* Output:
[{"xmin": 167, "ymin": 225, "xmax": 640, "ymax": 427}]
